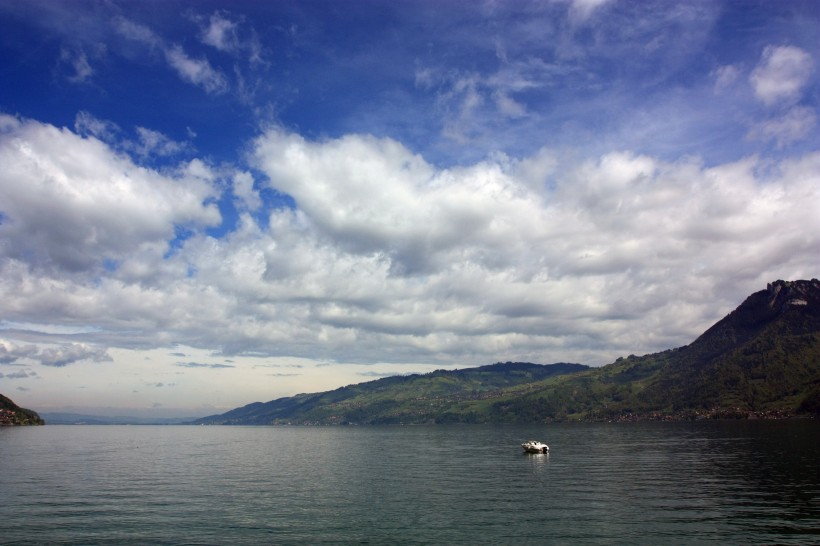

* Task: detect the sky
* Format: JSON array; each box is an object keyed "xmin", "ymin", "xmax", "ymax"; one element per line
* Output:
[{"xmin": 0, "ymin": 0, "xmax": 818, "ymax": 418}]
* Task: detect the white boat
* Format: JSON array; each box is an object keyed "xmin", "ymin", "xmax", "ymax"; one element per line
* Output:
[{"xmin": 521, "ymin": 440, "xmax": 549, "ymax": 454}]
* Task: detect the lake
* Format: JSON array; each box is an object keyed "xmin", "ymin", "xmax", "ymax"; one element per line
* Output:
[{"xmin": 1, "ymin": 421, "xmax": 818, "ymax": 544}]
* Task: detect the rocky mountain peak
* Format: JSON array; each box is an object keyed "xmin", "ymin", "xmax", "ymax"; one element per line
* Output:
[{"xmin": 765, "ymin": 279, "xmax": 820, "ymax": 314}]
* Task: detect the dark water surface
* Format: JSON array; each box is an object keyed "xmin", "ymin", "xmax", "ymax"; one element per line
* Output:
[{"xmin": 1, "ymin": 421, "xmax": 818, "ymax": 544}]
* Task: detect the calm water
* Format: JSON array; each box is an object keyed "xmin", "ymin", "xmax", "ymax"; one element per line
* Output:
[{"xmin": 1, "ymin": 421, "xmax": 818, "ymax": 544}]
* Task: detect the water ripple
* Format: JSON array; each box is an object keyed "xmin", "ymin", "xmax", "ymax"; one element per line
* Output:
[{"xmin": 1, "ymin": 421, "xmax": 818, "ymax": 544}]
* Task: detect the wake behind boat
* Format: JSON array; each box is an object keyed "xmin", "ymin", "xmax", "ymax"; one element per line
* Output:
[{"xmin": 521, "ymin": 440, "xmax": 549, "ymax": 454}]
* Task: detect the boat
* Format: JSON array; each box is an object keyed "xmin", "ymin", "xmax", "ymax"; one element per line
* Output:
[{"xmin": 521, "ymin": 440, "xmax": 549, "ymax": 454}]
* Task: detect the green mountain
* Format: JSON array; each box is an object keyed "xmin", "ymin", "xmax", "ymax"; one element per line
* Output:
[
  {"xmin": 0, "ymin": 393, "xmax": 45, "ymax": 425},
  {"xmin": 194, "ymin": 362, "xmax": 588, "ymax": 425},
  {"xmin": 485, "ymin": 279, "xmax": 820, "ymax": 422},
  {"xmin": 195, "ymin": 279, "xmax": 820, "ymax": 425}
]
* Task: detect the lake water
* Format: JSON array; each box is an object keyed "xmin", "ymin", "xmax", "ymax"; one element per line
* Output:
[{"xmin": 1, "ymin": 421, "xmax": 818, "ymax": 544}]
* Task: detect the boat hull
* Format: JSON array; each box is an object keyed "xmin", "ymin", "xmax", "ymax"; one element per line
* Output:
[{"xmin": 521, "ymin": 441, "xmax": 549, "ymax": 454}]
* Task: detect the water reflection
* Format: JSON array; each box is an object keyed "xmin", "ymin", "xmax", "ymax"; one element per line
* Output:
[{"xmin": 524, "ymin": 451, "xmax": 549, "ymax": 478}]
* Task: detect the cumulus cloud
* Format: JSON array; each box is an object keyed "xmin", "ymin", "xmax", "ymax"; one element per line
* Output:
[
  {"xmin": 750, "ymin": 45, "xmax": 814, "ymax": 106},
  {"xmin": 252, "ymin": 130, "xmax": 550, "ymax": 276},
  {"xmin": 1, "ymin": 121, "xmax": 819, "ymax": 368},
  {"xmin": 237, "ymin": 130, "xmax": 820, "ymax": 361},
  {"xmin": 38, "ymin": 343, "xmax": 112, "ymax": 367},
  {"xmin": 1, "ymin": 338, "xmax": 110, "ymax": 368},
  {"xmin": 0, "ymin": 115, "xmax": 221, "ymax": 274},
  {"xmin": 232, "ymin": 171, "xmax": 262, "ymax": 211}
]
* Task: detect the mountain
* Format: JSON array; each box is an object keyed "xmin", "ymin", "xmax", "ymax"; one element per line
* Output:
[
  {"xmin": 195, "ymin": 279, "xmax": 820, "ymax": 424},
  {"xmin": 620, "ymin": 278, "xmax": 820, "ymax": 417},
  {"xmin": 0, "ymin": 394, "xmax": 45, "ymax": 425},
  {"xmin": 193, "ymin": 362, "xmax": 589, "ymax": 425},
  {"xmin": 40, "ymin": 412, "xmax": 198, "ymax": 425},
  {"xmin": 485, "ymin": 279, "xmax": 820, "ymax": 421}
]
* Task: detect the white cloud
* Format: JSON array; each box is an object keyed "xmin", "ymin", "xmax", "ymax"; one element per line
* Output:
[
  {"xmin": 749, "ymin": 106, "xmax": 817, "ymax": 148},
  {"xmin": 59, "ymin": 46, "xmax": 93, "ymax": 83},
  {"xmin": 251, "ymin": 130, "xmax": 546, "ymax": 276},
  {"xmin": 243, "ymin": 129, "xmax": 820, "ymax": 361},
  {"xmin": 0, "ymin": 339, "xmax": 39, "ymax": 364},
  {"xmin": 0, "ymin": 338, "xmax": 109, "ymax": 368},
  {"xmin": 232, "ymin": 171, "xmax": 262, "ymax": 212},
  {"xmin": 421, "ymin": 60, "xmax": 546, "ymax": 144},
  {"xmin": 1, "ymin": 121, "xmax": 819, "ymax": 378},
  {"xmin": 74, "ymin": 113, "xmax": 191, "ymax": 158},
  {"xmin": 114, "ymin": 17, "xmax": 161, "ymax": 49},
  {"xmin": 74, "ymin": 111, "xmax": 120, "ymax": 141},
  {"xmin": 38, "ymin": 343, "xmax": 112, "ymax": 367},
  {"xmin": 201, "ymin": 12, "xmax": 239, "ymax": 53},
  {"xmin": 749, "ymin": 45, "xmax": 814, "ymax": 106},
  {"xmin": 130, "ymin": 127, "xmax": 191, "ymax": 158},
  {"xmin": 165, "ymin": 45, "xmax": 229, "ymax": 95},
  {"xmin": 0, "ymin": 116, "xmax": 221, "ymax": 274},
  {"xmin": 198, "ymin": 11, "xmax": 263, "ymax": 65},
  {"xmin": 115, "ymin": 16, "xmax": 229, "ymax": 95}
]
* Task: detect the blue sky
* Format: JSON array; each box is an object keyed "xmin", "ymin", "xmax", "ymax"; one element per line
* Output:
[{"xmin": 0, "ymin": 0, "xmax": 818, "ymax": 417}]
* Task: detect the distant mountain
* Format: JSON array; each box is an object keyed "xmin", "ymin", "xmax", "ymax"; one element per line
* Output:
[
  {"xmin": 194, "ymin": 279, "xmax": 820, "ymax": 425},
  {"xmin": 40, "ymin": 413, "xmax": 198, "ymax": 425},
  {"xmin": 0, "ymin": 393, "xmax": 44, "ymax": 425},
  {"xmin": 193, "ymin": 362, "xmax": 589, "ymax": 425}
]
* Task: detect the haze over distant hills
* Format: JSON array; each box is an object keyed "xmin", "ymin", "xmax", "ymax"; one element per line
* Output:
[
  {"xmin": 38, "ymin": 413, "xmax": 198, "ymax": 425},
  {"xmin": 194, "ymin": 279, "xmax": 820, "ymax": 425}
]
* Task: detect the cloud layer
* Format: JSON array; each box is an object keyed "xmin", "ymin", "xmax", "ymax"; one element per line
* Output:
[{"xmin": 2, "ymin": 116, "xmax": 817, "ymax": 371}]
